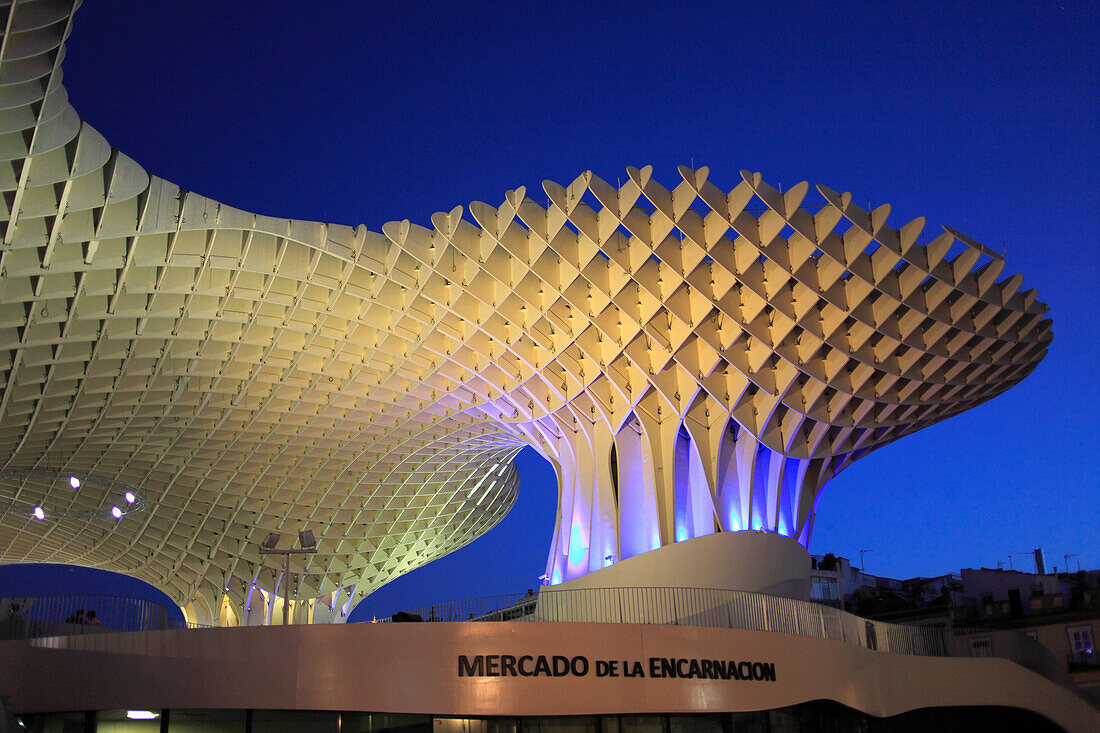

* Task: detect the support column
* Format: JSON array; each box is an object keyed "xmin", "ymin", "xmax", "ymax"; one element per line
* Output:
[{"xmin": 615, "ymin": 414, "xmax": 659, "ymax": 560}]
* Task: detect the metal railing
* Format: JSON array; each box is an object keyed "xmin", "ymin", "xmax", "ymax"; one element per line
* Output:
[
  {"xmin": 1, "ymin": 594, "xmax": 191, "ymax": 641},
  {"xmin": 387, "ymin": 585, "xmax": 1065, "ymax": 683},
  {"xmin": 392, "ymin": 592, "xmax": 539, "ymax": 622},
  {"xmin": 393, "ymin": 586, "xmax": 945, "ymax": 653},
  {"xmin": 2, "ymin": 589, "xmax": 1065, "ymax": 688}
]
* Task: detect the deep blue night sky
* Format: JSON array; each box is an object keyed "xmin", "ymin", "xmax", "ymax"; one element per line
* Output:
[{"xmin": 2, "ymin": 2, "xmax": 1096, "ymax": 620}]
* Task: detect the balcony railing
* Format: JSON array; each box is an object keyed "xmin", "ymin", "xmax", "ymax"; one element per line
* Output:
[
  {"xmin": 1, "ymin": 594, "xmax": 192, "ymax": 640},
  {"xmin": 2, "ymin": 588, "xmax": 1068, "ymax": 690},
  {"xmin": 390, "ymin": 585, "xmax": 1067, "ymax": 685}
]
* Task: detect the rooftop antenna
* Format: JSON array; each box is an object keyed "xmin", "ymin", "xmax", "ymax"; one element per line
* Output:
[
  {"xmin": 859, "ymin": 549, "xmax": 875, "ymax": 573},
  {"xmin": 1010, "ymin": 552, "xmax": 1035, "ymax": 571}
]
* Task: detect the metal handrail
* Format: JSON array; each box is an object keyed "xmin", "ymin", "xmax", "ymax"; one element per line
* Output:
[
  {"xmin": 3, "ymin": 588, "xmax": 1064, "ymax": 688},
  {"xmin": 384, "ymin": 585, "xmax": 1064, "ymax": 684},
  {"xmin": 1, "ymin": 594, "xmax": 192, "ymax": 640}
]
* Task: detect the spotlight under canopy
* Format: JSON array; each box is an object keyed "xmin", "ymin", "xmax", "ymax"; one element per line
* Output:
[{"xmin": 0, "ymin": 470, "xmax": 148, "ymax": 523}]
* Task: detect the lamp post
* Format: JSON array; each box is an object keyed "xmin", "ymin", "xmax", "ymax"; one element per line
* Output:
[{"xmin": 259, "ymin": 530, "xmax": 318, "ymax": 625}]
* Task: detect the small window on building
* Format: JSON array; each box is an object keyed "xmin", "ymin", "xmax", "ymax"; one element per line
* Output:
[
  {"xmin": 1067, "ymin": 624, "xmax": 1095, "ymax": 664},
  {"xmin": 811, "ymin": 577, "xmax": 839, "ymax": 602},
  {"xmin": 969, "ymin": 636, "xmax": 993, "ymax": 657}
]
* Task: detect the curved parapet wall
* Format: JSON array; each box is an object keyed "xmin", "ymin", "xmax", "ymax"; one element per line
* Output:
[
  {"xmin": 545, "ymin": 532, "xmax": 811, "ymax": 599},
  {"xmin": 0, "ymin": 1, "xmax": 1052, "ymax": 618},
  {"xmin": 1, "ymin": 624, "xmax": 1096, "ymax": 731}
]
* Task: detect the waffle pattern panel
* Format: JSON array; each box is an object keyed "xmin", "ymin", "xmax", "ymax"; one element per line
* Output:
[
  {"xmin": 0, "ymin": 0, "xmax": 524, "ymax": 620},
  {"xmin": 0, "ymin": 1, "xmax": 1051, "ymax": 615}
]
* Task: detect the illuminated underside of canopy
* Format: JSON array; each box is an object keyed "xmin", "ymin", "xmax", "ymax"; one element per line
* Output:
[{"xmin": 0, "ymin": 1, "xmax": 1051, "ymax": 622}]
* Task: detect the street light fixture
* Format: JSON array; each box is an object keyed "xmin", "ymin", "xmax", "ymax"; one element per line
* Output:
[{"xmin": 259, "ymin": 529, "xmax": 318, "ymax": 625}]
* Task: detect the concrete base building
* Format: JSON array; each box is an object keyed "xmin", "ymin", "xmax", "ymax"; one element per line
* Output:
[
  {"xmin": 0, "ymin": 2, "xmax": 1094, "ymax": 731},
  {"xmin": 2, "ymin": 612, "xmax": 1097, "ymax": 732}
]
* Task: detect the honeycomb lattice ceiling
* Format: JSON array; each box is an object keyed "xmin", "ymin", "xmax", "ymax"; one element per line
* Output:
[{"xmin": 0, "ymin": 1, "xmax": 1050, "ymax": 621}]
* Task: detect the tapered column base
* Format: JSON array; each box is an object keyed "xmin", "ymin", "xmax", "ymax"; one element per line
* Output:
[{"xmin": 546, "ymin": 531, "xmax": 811, "ymax": 600}]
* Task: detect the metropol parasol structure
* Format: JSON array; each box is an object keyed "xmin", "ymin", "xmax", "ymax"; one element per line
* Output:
[{"xmin": 0, "ymin": 2, "xmax": 1051, "ymax": 625}]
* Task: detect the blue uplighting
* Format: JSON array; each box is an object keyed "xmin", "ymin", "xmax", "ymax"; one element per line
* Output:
[{"xmin": 567, "ymin": 523, "xmax": 587, "ymax": 567}]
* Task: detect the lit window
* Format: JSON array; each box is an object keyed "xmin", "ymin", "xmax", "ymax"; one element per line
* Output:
[{"xmin": 1067, "ymin": 624, "xmax": 1094, "ymax": 663}]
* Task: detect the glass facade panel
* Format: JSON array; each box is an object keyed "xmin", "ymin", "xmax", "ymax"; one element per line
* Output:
[
  {"xmin": 434, "ymin": 720, "xmax": 493, "ymax": 733},
  {"xmin": 726, "ymin": 711, "xmax": 767, "ymax": 733},
  {"xmin": 38, "ymin": 710, "xmax": 94, "ymax": 733},
  {"xmin": 617, "ymin": 716, "xmax": 663, "ymax": 733},
  {"xmin": 168, "ymin": 709, "xmax": 246, "ymax": 732},
  {"xmin": 519, "ymin": 717, "xmax": 596, "ymax": 733},
  {"xmin": 342, "ymin": 713, "xmax": 433, "ymax": 733},
  {"xmin": 13, "ymin": 704, "xmax": 1067, "ymax": 733},
  {"xmin": 95, "ymin": 709, "xmax": 161, "ymax": 732},
  {"xmin": 251, "ymin": 710, "xmax": 339, "ymax": 733},
  {"xmin": 766, "ymin": 708, "xmax": 801, "ymax": 733},
  {"xmin": 668, "ymin": 715, "xmax": 720, "ymax": 733}
]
